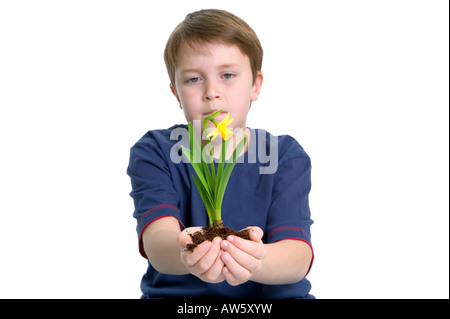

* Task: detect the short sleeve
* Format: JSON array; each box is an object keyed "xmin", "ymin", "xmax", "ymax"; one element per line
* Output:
[
  {"xmin": 266, "ymin": 155, "xmax": 314, "ymax": 272},
  {"xmin": 127, "ymin": 136, "xmax": 181, "ymax": 258}
]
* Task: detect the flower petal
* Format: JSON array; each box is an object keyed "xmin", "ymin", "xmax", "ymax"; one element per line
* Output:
[{"xmin": 223, "ymin": 128, "xmax": 233, "ymax": 141}]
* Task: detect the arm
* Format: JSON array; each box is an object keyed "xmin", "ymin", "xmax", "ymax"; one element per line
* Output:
[
  {"xmin": 220, "ymin": 227, "xmax": 312, "ymax": 285},
  {"xmin": 253, "ymin": 240, "xmax": 312, "ymax": 284},
  {"xmin": 142, "ymin": 216, "xmax": 188, "ymax": 275},
  {"xmin": 142, "ymin": 216, "xmax": 226, "ymax": 283}
]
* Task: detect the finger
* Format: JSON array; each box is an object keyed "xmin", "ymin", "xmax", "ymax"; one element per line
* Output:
[
  {"xmin": 178, "ymin": 227, "xmax": 203, "ymax": 248},
  {"xmin": 199, "ymin": 250, "xmax": 225, "ymax": 283},
  {"xmin": 221, "ymin": 240, "xmax": 260, "ymax": 273},
  {"xmin": 223, "ymin": 235, "xmax": 264, "ymax": 260},
  {"xmin": 222, "ymin": 266, "xmax": 239, "ymax": 286},
  {"xmin": 180, "ymin": 240, "xmax": 211, "ymax": 267},
  {"xmin": 248, "ymin": 227, "xmax": 264, "ymax": 243},
  {"xmin": 193, "ymin": 237, "xmax": 222, "ymax": 275},
  {"xmin": 221, "ymin": 252, "xmax": 250, "ymax": 285}
]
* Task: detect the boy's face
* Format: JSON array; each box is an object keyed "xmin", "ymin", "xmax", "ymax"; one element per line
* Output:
[{"xmin": 171, "ymin": 42, "xmax": 262, "ymax": 132}]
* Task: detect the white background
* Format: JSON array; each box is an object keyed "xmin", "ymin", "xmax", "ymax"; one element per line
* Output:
[{"xmin": 0, "ymin": 0, "xmax": 448, "ymax": 298}]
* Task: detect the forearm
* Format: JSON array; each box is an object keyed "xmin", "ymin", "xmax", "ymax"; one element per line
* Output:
[
  {"xmin": 252, "ymin": 240, "xmax": 312, "ymax": 285},
  {"xmin": 142, "ymin": 219, "xmax": 189, "ymax": 275}
]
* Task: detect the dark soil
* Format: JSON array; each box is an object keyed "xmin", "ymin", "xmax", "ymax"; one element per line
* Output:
[{"xmin": 185, "ymin": 220, "xmax": 251, "ymax": 252}]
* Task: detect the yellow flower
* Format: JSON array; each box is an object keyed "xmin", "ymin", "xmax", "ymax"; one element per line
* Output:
[{"xmin": 207, "ymin": 113, "xmax": 234, "ymax": 141}]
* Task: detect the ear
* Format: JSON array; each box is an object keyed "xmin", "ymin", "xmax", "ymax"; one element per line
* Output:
[
  {"xmin": 250, "ymin": 71, "xmax": 263, "ymax": 102},
  {"xmin": 170, "ymin": 83, "xmax": 181, "ymax": 105}
]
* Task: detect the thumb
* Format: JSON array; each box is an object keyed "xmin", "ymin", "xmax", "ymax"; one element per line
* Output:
[
  {"xmin": 178, "ymin": 226, "xmax": 203, "ymax": 248},
  {"xmin": 247, "ymin": 226, "xmax": 263, "ymax": 243}
]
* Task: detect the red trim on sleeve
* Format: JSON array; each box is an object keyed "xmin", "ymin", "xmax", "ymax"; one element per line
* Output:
[
  {"xmin": 267, "ymin": 226, "xmax": 311, "ymax": 241},
  {"xmin": 138, "ymin": 215, "xmax": 179, "ymax": 259},
  {"xmin": 276, "ymin": 238, "xmax": 314, "ymax": 277},
  {"xmin": 137, "ymin": 204, "xmax": 179, "ymax": 228},
  {"xmin": 137, "ymin": 204, "xmax": 181, "ymax": 259}
]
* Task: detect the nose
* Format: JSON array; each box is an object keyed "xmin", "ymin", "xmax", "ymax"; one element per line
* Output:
[{"xmin": 203, "ymin": 79, "xmax": 220, "ymax": 101}]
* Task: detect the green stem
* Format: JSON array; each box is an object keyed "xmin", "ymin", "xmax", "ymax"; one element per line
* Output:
[{"xmin": 212, "ymin": 208, "xmax": 221, "ymax": 225}]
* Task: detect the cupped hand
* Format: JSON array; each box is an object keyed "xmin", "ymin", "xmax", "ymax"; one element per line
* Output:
[
  {"xmin": 177, "ymin": 227, "xmax": 225, "ymax": 283},
  {"xmin": 219, "ymin": 226, "xmax": 265, "ymax": 286}
]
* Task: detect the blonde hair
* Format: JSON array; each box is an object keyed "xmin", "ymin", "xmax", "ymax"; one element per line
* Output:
[{"xmin": 164, "ymin": 9, "xmax": 263, "ymax": 88}]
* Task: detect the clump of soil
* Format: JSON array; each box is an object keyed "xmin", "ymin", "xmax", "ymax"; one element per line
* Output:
[{"xmin": 186, "ymin": 220, "xmax": 250, "ymax": 252}]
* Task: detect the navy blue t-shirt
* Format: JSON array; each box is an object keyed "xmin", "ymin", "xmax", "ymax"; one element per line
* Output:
[{"xmin": 127, "ymin": 124, "xmax": 314, "ymax": 299}]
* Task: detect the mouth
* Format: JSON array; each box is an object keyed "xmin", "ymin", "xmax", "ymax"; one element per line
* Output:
[{"xmin": 203, "ymin": 109, "xmax": 222, "ymax": 116}]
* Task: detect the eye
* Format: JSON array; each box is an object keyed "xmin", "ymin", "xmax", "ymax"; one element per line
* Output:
[
  {"xmin": 187, "ymin": 77, "xmax": 200, "ymax": 83},
  {"xmin": 222, "ymin": 73, "xmax": 234, "ymax": 79}
]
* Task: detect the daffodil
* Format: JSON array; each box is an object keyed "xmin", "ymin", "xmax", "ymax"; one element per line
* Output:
[
  {"xmin": 180, "ymin": 110, "xmax": 246, "ymax": 226},
  {"xmin": 207, "ymin": 113, "xmax": 234, "ymax": 141}
]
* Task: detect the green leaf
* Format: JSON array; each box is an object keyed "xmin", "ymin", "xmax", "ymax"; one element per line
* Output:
[
  {"xmin": 214, "ymin": 137, "xmax": 246, "ymax": 210},
  {"xmin": 205, "ymin": 110, "xmax": 223, "ymax": 121},
  {"xmin": 215, "ymin": 137, "xmax": 229, "ymax": 193},
  {"xmin": 187, "ymin": 123, "xmax": 214, "ymax": 195},
  {"xmin": 201, "ymin": 146, "xmax": 213, "ymax": 192},
  {"xmin": 203, "ymin": 109, "xmax": 223, "ymax": 134},
  {"xmin": 188, "ymin": 122, "xmax": 202, "ymax": 164},
  {"xmin": 181, "ymin": 145, "xmax": 210, "ymax": 197},
  {"xmin": 193, "ymin": 175, "xmax": 215, "ymax": 225},
  {"xmin": 208, "ymin": 143, "xmax": 216, "ymax": 194},
  {"xmin": 183, "ymin": 115, "xmax": 244, "ymax": 226}
]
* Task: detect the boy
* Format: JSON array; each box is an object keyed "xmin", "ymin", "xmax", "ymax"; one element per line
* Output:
[{"xmin": 127, "ymin": 9, "xmax": 314, "ymax": 298}]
